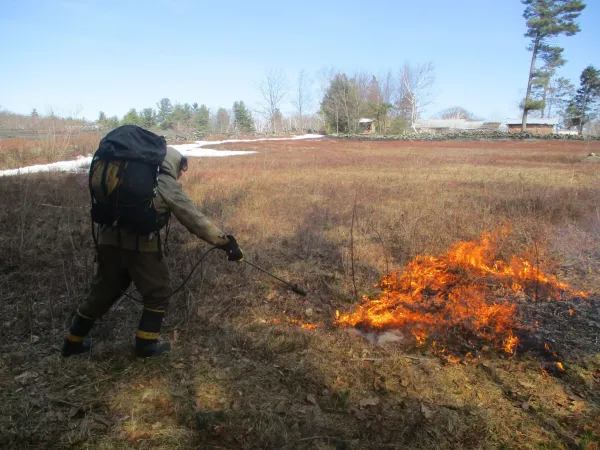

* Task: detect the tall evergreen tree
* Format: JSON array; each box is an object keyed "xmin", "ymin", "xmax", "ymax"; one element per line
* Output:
[
  {"xmin": 520, "ymin": 0, "xmax": 585, "ymax": 131},
  {"xmin": 529, "ymin": 45, "xmax": 566, "ymax": 118},
  {"xmin": 139, "ymin": 108, "xmax": 157, "ymax": 129},
  {"xmin": 320, "ymin": 74, "xmax": 355, "ymax": 134},
  {"xmin": 233, "ymin": 101, "xmax": 255, "ymax": 133},
  {"xmin": 106, "ymin": 115, "xmax": 120, "ymax": 128},
  {"xmin": 121, "ymin": 108, "xmax": 141, "ymax": 126},
  {"xmin": 194, "ymin": 104, "xmax": 210, "ymax": 131},
  {"xmin": 567, "ymin": 65, "xmax": 600, "ymax": 133},
  {"xmin": 156, "ymin": 98, "xmax": 173, "ymax": 129},
  {"xmin": 170, "ymin": 103, "xmax": 194, "ymax": 129}
]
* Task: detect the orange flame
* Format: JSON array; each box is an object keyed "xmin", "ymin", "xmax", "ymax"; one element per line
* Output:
[
  {"xmin": 274, "ymin": 317, "xmax": 317, "ymax": 330},
  {"xmin": 335, "ymin": 228, "xmax": 585, "ymax": 356}
]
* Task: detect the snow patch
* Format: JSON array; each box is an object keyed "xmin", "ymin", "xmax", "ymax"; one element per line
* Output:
[
  {"xmin": 0, "ymin": 134, "xmax": 324, "ymax": 177},
  {"xmin": 173, "ymin": 133, "xmax": 324, "ymax": 155},
  {"xmin": 0, "ymin": 155, "xmax": 93, "ymax": 177}
]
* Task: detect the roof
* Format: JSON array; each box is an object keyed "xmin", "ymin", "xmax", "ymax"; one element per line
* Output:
[
  {"xmin": 413, "ymin": 119, "xmax": 487, "ymax": 130},
  {"xmin": 505, "ymin": 118, "xmax": 558, "ymax": 126},
  {"xmin": 359, "ymin": 118, "xmax": 374, "ymax": 124}
]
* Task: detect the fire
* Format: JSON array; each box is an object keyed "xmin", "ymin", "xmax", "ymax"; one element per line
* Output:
[
  {"xmin": 503, "ymin": 333, "xmax": 519, "ymax": 354},
  {"xmin": 272, "ymin": 316, "xmax": 317, "ymax": 330},
  {"xmin": 335, "ymin": 228, "xmax": 586, "ymax": 356}
]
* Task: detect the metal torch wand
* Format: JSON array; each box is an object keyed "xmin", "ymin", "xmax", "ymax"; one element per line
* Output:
[{"xmin": 243, "ymin": 260, "xmax": 308, "ymax": 296}]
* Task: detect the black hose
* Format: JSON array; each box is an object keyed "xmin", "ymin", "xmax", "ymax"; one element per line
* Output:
[
  {"xmin": 121, "ymin": 246, "xmax": 308, "ymax": 304},
  {"xmin": 121, "ymin": 246, "xmax": 218, "ymax": 304}
]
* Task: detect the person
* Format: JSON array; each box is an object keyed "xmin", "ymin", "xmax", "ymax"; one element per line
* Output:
[{"xmin": 61, "ymin": 145, "xmax": 243, "ymax": 358}]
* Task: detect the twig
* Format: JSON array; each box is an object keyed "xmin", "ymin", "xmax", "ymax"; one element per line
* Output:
[
  {"xmin": 35, "ymin": 203, "xmax": 86, "ymax": 209},
  {"xmin": 298, "ymin": 435, "xmax": 332, "ymax": 442},
  {"xmin": 355, "ymin": 355, "xmax": 432, "ymax": 362},
  {"xmin": 66, "ymin": 376, "xmax": 114, "ymax": 394},
  {"xmin": 534, "ymin": 239, "xmax": 539, "ymax": 302},
  {"xmin": 350, "ymin": 189, "xmax": 358, "ymax": 300},
  {"xmin": 47, "ymin": 396, "xmax": 83, "ymax": 408}
]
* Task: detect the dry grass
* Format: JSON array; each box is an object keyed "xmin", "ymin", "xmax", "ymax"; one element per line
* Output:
[
  {"xmin": 0, "ymin": 132, "xmax": 100, "ymax": 170},
  {"xmin": 0, "ymin": 138, "xmax": 599, "ymax": 449}
]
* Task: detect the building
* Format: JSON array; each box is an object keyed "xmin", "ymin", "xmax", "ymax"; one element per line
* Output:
[
  {"xmin": 505, "ymin": 118, "xmax": 558, "ymax": 134},
  {"xmin": 358, "ymin": 118, "xmax": 376, "ymax": 134},
  {"xmin": 413, "ymin": 119, "xmax": 500, "ymax": 133}
]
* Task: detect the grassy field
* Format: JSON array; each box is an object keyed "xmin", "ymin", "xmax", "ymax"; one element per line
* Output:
[{"xmin": 0, "ymin": 137, "xmax": 599, "ymax": 449}]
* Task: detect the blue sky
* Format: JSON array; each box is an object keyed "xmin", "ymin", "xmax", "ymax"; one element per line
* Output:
[{"xmin": 1, "ymin": 0, "xmax": 598, "ymax": 121}]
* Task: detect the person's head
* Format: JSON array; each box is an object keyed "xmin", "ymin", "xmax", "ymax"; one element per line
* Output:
[{"xmin": 178, "ymin": 156, "xmax": 188, "ymax": 179}]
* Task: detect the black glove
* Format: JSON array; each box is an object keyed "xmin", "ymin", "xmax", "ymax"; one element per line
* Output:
[{"xmin": 216, "ymin": 235, "xmax": 244, "ymax": 262}]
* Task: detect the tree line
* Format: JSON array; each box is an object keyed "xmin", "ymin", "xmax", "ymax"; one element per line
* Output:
[
  {"xmin": 97, "ymin": 99, "xmax": 258, "ymax": 135},
  {"xmin": 7, "ymin": 1, "xmax": 599, "ymax": 137}
]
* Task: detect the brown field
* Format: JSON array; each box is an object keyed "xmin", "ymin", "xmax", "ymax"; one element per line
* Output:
[
  {"xmin": 0, "ymin": 133, "xmax": 100, "ymax": 170},
  {"xmin": 0, "ymin": 138, "xmax": 599, "ymax": 449}
]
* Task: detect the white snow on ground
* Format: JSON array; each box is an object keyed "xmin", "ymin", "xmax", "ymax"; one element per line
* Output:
[
  {"xmin": 0, "ymin": 134, "xmax": 324, "ymax": 177},
  {"xmin": 174, "ymin": 133, "xmax": 324, "ymax": 155},
  {"xmin": 0, "ymin": 155, "xmax": 94, "ymax": 177},
  {"xmin": 175, "ymin": 148, "xmax": 257, "ymax": 157}
]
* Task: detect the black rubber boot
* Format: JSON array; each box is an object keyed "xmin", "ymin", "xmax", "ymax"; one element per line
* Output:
[
  {"xmin": 61, "ymin": 338, "xmax": 91, "ymax": 357},
  {"xmin": 61, "ymin": 312, "xmax": 94, "ymax": 357},
  {"xmin": 135, "ymin": 308, "xmax": 170, "ymax": 358},
  {"xmin": 135, "ymin": 341, "xmax": 171, "ymax": 358}
]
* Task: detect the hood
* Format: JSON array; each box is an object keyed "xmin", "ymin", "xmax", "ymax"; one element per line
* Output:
[{"xmin": 161, "ymin": 146, "xmax": 184, "ymax": 179}]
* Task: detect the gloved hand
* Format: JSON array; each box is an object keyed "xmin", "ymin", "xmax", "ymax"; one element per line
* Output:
[{"xmin": 216, "ymin": 235, "xmax": 244, "ymax": 262}]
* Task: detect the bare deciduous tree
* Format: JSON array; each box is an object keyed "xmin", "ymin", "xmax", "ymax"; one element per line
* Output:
[
  {"xmin": 291, "ymin": 69, "xmax": 312, "ymax": 132},
  {"xmin": 258, "ymin": 69, "xmax": 290, "ymax": 134},
  {"xmin": 378, "ymin": 70, "xmax": 396, "ymax": 134},
  {"xmin": 398, "ymin": 62, "xmax": 435, "ymax": 127},
  {"xmin": 437, "ymin": 106, "xmax": 479, "ymax": 120}
]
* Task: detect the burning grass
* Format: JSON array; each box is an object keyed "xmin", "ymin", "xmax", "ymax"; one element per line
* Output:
[{"xmin": 335, "ymin": 227, "xmax": 591, "ymax": 359}]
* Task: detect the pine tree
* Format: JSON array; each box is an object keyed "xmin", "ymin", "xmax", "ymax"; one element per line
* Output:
[
  {"xmin": 139, "ymin": 108, "xmax": 157, "ymax": 129},
  {"xmin": 156, "ymin": 98, "xmax": 173, "ymax": 129},
  {"xmin": 320, "ymin": 74, "xmax": 355, "ymax": 134},
  {"xmin": 106, "ymin": 115, "xmax": 120, "ymax": 128},
  {"xmin": 194, "ymin": 104, "xmax": 210, "ymax": 131},
  {"xmin": 233, "ymin": 101, "xmax": 255, "ymax": 133},
  {"xmin": 529, "ymin": 45, "xmax": 566, "ymax": 118},
  {"xmin": 567, "ymin": 66, "xmax": 600, "ymax": 134},
  {"xmin": 30, "ymin": 108, "xmax": 39, "ymax": 120},
  {"xmin": 121, "ymin": 108, "xmax": 141, "ymax": 126},
  {"xmin": 170, "ymin": 103, "xmax": 194, "ymax": 129},
  {"xmin": 520, "ymin": 0, "xmax": 585, "ymax": 131}
]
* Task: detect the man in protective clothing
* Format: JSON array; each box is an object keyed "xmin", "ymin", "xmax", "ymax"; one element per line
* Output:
[{"xmin": 61, "ymin": 145, "xmax": 243, "ymax": 358}]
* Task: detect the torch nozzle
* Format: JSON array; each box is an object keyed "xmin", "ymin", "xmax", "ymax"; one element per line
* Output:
[{"xmin": 243, "ymin": 260, "xmax": 308, "ymax": 297}]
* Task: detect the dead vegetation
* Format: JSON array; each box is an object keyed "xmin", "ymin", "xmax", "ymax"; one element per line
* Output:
[
  {"xmin": 0, "ymin": 132, "xmax": 100, "ymax": 170},
  {"xmin": 0, "ymin": 138, "xmax": 599, "ymax": 449}
]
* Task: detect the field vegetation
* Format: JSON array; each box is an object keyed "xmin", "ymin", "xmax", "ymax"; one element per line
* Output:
[{"xmin": 0, "ymin": 138, "xmax": 599, "ymax": 449}]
